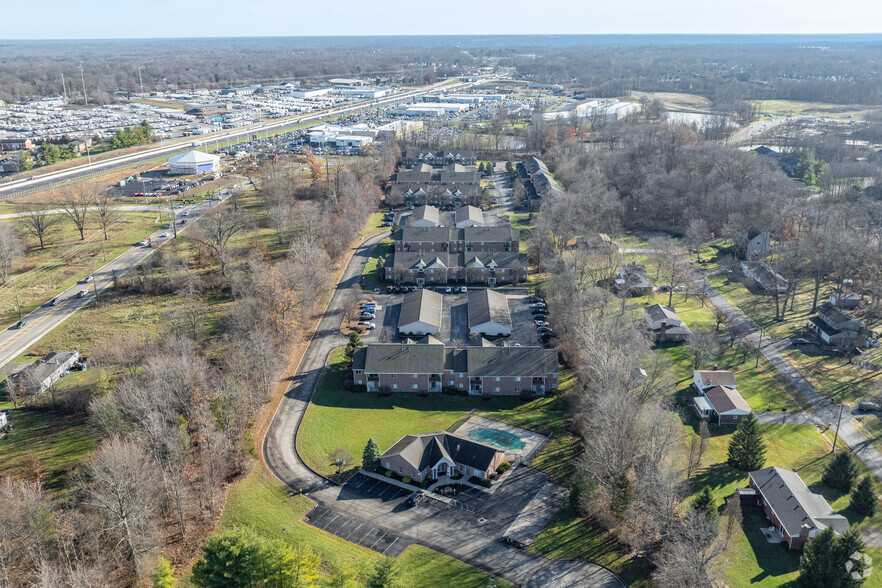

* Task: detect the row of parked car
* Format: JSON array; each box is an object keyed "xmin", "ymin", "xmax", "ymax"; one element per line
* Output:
[
  {"xmin": 385, "ymin": 285, "xmax": 468, "ymax": 294},
  {"xmin": 358, "ymin": 300, "xmax": 377, "ymax": 330},
  {"xmin": 529, "ymin": 298, "xmax": 555, "ymax": 342}
]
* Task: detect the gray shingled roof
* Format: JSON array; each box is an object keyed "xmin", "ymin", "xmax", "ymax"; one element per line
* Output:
[
  {"xmin": 411, "ymin": 205, "xmax": 440, "ymax": 226},
  {"xmin": 468, "ymin": 289, "xmax": 512, "ymax": 329},
  {"xmin": 398, "ymin": 289, "xmax": 443, "ymax": 331},
  {"xmin": 363, "ymin": 343, "xmax": 446, "ymax": 373},
  {"xmin": 467, "ymin": 346, "xmax": 558, "ymax": 377},
  {"xmin": 696, "ymin": 370, "xmax": 738, "ymax": 388},
  {"xmin": 398, "ymin": 226, "xmax": 458, "ymax": 243},
  {"xmin": 462, "ymin": 226, "xmax": 518, "ymax": 243},
  {"xmin": 750, "ymin": 467, "xmax": 850, "ymax": 536},
  {"xmin": 381, "ymin": 432, "xmax": 503, "ymax": 473},
  {"xmin": 455, "ymin": 205, "xmax": 483, "ymax": 225}
]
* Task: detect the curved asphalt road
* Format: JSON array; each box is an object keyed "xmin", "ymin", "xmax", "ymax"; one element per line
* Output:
[{"xmin": 262, "ymin": 232, "xmax": 623, "ymax": 587}]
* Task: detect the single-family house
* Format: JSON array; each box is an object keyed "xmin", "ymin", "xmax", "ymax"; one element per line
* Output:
[
  {"xmin": 454, "ymin": 205, "xmax": 484, "ymax": 228},
  {"xmin": 741, "ymin": 261, "xmax": 788, "ymax": 293},
  {"xmin": 693, "ymin": 385, "xmax": 752, "ymax": 425},
  {"xmin": 740, "ymin": 466, "xmax": 850, "ymax": 550},
  {"xmin": 379, "ymin": 432, "xmax": 505, "ymax": 482},
  {"xmin": 693, "ymin": 369, "xmax": 738, "ymax": 392},
  {"xmin": 615, "ymin": 264, "xmax": 652, "ymax": 295},
  {"xmin": 644, "ymin": 304, "xmax": 692, "ymax": 343},
  {"xmin": 829, "ymin": 292, "xmax": 861, "ymax": 310},
  {"xmin": 469, "ymin": 289, "xmax": 512, "ymax": 337},
  {"xmin": 410, "ymin": 205, "xmax": 441, "ymax": 228},
  {"xmin": 740, "ymin": 227, "xmax": 771, "ymax": 256},
  {"xmin": 398, "ymin": 289, "xmax": 443, "ymax": 336},
  {"xmin": 808, "ymin": 302, "xmax": 869, "ymax": 348},
  {"xmin": 9, "ymin": 351, "xmax": 80, "ymax": 394}
]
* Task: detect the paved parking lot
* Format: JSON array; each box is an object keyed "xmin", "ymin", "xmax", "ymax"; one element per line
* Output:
[{"xmin": 304, "ymin": 503, "xmax": 408, "ymax": 556}]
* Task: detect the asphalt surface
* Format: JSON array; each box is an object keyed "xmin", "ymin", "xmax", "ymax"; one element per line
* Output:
[
  {"xmin": 262, "ymin": 229, "xmax": 624, "ymax": 587},
  {"xmin": 0, "ymin": 192, "xmax": 231, "ymax": 369}
]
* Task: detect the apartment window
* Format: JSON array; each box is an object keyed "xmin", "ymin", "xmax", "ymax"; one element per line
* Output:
[
  {"xmin": 448, "ymin": 380, "xmax": 454, "ymax": 386},
  {"xmin": 386, "ymin": 462, "xmax": 391, "ymax": 469},
  {"xmin": 412, "ymin": 374, "xmax": 418, "ymax": 378},
  {"xmin": 392, "ymin": 384, "xmax": 398, "ymax": 389},
  {"xmin": 458, "ymin": 383, "xmax": 464, "ymax": 389},
  {"xmin": 514, "ymin": 387, "xmax": 520, "ymax": 393},
  {"xmin": 398, "ymin": 467, "xmax": 402, "ymax": 474},
  {"xmin": 390, "ymin": 374, "xmax": 396, "ymax": 379},
  {"xmin": 514, "ymin": 377, "xmax": 521, "ymax": 382},
  {"xmin": 356, "ymin": 380, "xmax": 363, "ymax": 385},
  {"xmin": 494, "ymin": 387, "xmax": 500, "ymax": 392},
  {"xmin": 494, "ymin": 376, "xmax": 501, "ymax": 382},
  {"xmin": 412, "ymin": 384, "xmax": 418, "ymax": 389}
]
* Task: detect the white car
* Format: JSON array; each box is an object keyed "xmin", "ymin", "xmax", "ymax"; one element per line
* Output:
[
  {"xmin": 159, "ymin": 233, "xmax": 169, "ymax": 238},
  {"xmin": 459, "ymin": 286, "xmax": 467, "ymax": 293},
  {"xmin": 357, "ymin": 322, "xmax": 376, "ymax": 330},
  {"xmin": 180, "ymin": 211, "xmax": 190, "ymax": 217},
  {"xmin": 76, "ymin": 290, "xmax": 90, "ymax": 299},
  {"xmin": 535, "ymin": 320, "xmax": 549, "ymax": 327},
  {"xmin": 81, "ymin": 275, "xmax": 94, "ymax": 284}
]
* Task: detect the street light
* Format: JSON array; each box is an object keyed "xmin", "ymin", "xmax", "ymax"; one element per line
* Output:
[{"xmin": 78, "ymin": 62, "xmax": 88, "ymax": 107}]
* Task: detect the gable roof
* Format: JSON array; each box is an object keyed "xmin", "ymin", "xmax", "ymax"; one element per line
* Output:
[
  {"xmin": 411, "ymin": 205, "xmax": 440, "ymax": 226},
  {"xmin": 704, "ymin": 386, "xmax": 751, "ymax": 414},
  {"xmin": 381, "ymin": 432, "xmax": 503, "ymax": 473},
  {"xmin": 455, "ymin": 205, "xmax": 483, "ymax": 225},
  {"xmin": 644, "ymin": 304, "xmax": 686, "ymax": 329},
  {"xmin": 362, "ymin": 343, "xmax": 446, "ymax": 374},
  {"xmin": 695, "ymin": 370, "xmax": 738, "ymax": 389},
  {"xmin": 399, "ymin": 289, "xmax": 443, "ymax": 330},
  {"xmin": 468, "ymin": 289, "xmax": 512, "ymax": 329},
  {"xmin": 467, "ymin": 346, "xmax": 558, "ymax": 377},
  {"xmin": 750, "ymin": 467, "xmax": 850, "ymax": 536}
]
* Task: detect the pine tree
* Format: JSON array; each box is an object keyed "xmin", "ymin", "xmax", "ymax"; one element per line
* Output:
[
  {"xmin": 362, "ymin": 438, "xmax": 381, "ymax": 472},
  {"xmin": 850, "ymin": 476, "xmax": 876, "ymax": 516},
  {"xmin": 692, "ymin": 486, "xmax": 717, "ymax": 520},
  {"xmin": 344, "ymin": 331, "xmax": 363, "ymax": 363},
  {"xmin": 365, "ymin": 557, "xmax": 400, "ymax": 588},
  {"xmin": 611, "ymin": 473, "xmax": 632, "ymax": 519},
  {"xmin": 727, "ymin": 413, "xmax": 766, "ymax": 471},
  {"xmin": 19, "ymin": 150, "xmax": 33, "ymax": 171},
  {"xmin": 152, "ymin": 557, "xmax": 177, "ymax": 588},
  {"xmin": 477, "ymin": 162, "xmax": 485, "ymax": 174},
  {"xmin": 822, "ymin": 451, "xmax": 859, "ymax": 492},
  {"xmin": 798, "ymin": 527, "xmax": 840, "ymax": 586}
]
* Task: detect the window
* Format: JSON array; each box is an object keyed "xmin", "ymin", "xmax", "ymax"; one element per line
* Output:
[
  {"xmin": 494, "ymin": 376, "xmax": 500, "ymax": 382},
  {"xmin": 494, "ymin": 387, "xmax": 500, "ymax": 392},
  {"xmin": 514, "ymin": 387, "xmax": 520, "ymax": 392},
  {"xmin": 354, "ymin": 369, "xmax": 362, "ymax": 374},
  {"xmin": 386, "ymin": 462, "xmax": 390, "ymax": 469},
  {"xmin": 458, "ymin": 383, "xmax": 464, "ymax": 389},
  {"xmin": 514, "ymin": 377, "xmax": 520, "ymax": 382},
  {"xmin": 448, "ymin": 380, "xmax": 454, "ymax": 386},
  {"xmin": 390, "ymin": 374, "xmax": 396, "ymax": 379},
  {"xmin": 398, "ymin": 467, "xmax": 402, "ymax": 474},
  {"xmin": 392, "ymin": 384, "xmax": 398, "ymax": 389},
  {"xmin": 356, "ymin": 380, "xmax": 363, "ymax": 385},
  {"xmin": 412, "ymin": 384, "xmax": 418, "ymax": 389},
  {"xmin": 412, "ymin": 374, "xmax": 418, "ymax": 378}
]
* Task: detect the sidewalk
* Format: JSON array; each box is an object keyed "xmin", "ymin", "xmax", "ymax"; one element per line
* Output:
[{"xmin": 692, "ymin": 269, "xmax": 882, "ymax": 480}]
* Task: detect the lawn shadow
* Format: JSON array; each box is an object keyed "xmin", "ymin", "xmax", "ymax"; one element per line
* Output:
[
  {"xmin": 691, "ymin": 463, "xmax": 747, "ymax": 494},
  {"xmin": 740, "ymin": 506, "xmax": 802, "ymax": 583}
]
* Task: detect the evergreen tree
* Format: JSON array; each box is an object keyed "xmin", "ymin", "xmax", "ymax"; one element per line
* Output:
[
  {"xmin": 692, "ymin": 486, "xmax": 717, "ymax": 521},
  {"xmin": 611, "ymin": 473, "xmax": 632, "ymax": 519},
  {"xmin": 477, "ymin": 162, "xmax": 485, "ymax": 174},
  {"xmin": 799, "ymin": 525, "xmax": 869, "ymax": 587},
  {"xmin": 344, "ymin": 331, "xmax": 363, "ymax": 363},
  {"xmin": 362, "ymin": 438, "xmax": 381, "ymax": 471},
  {"xmin": 152, "ymin": 557, "xmax": 177, "ymax": 588},
  {"xmin": 850, "ymin": 476, "xmax": 876, "ymax": 516},
  {"xmin": 19, "ymin": 150, "xmax": 33, "ymax": 171},
  {"xmin": 365, "ymin": 557, "xmax": 400, "ymax": 588},
  {"xmin": 41, "ymin": 143, "xmax": 60, "ymax": 164},
  {"xmin": 727, "ymin": 413, "xmax": 766, "ymax": 471},
  {"xmin": 823, "ymin": 451, "xmax": 859, "ymax": 492}
]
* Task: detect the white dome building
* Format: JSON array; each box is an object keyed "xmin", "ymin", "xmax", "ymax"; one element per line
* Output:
[{"xmin": 167, "ymin": 150, "xmax": 220, "ymax": 175}]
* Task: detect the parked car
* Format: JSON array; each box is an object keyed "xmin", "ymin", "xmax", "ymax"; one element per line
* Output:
[
  {"xmin": 791, "ymin": 338, "xmax": 811, "ymax": 346},
  {"xmin": 393, "ymin": 286, "xmax": 401, "ymax": 294},
  {"xmin": 359, "ymin": 313, "xmax": 376, "ymax": 321},
  {"xmin": 460, "ymin": 286, "xmax": 467, "ymax": 293},
  {"xmin": 537, "ymin": 327, "xmax": 554, "ymax": 336},
  {"xmin": 530, "ymin": 302, "xmax": 547, "ymax": 309},
  {"xmin": 357, "ymin": 322, "xmax": 376, "ymax": 330},
  {"xmin": 673, "ymin": 285, "xmax": 688, "ymax": 293},
  {"xmin": 445, "ymin": 287, "xmax": 453, "ymax": 294},
  {"xmin": 76, "ymin": 290, "xmax": 89, "ymax": 299},
  {"xmin": 81, "ymin": 275, "xmax": 94, "ymax": 283},
  {"xmin": 535, "ymin": 320, "xmax": 549, "ymax": 327},
  {"xmin": 531, "ymin": 307, "xmax": 547, "ymax": 315},
  {"xmin": 859, "ymin": 402, "xmax": 880, "ymax": 412},
  {"xmin": 386, "ymin": 286, "xmax": 395, "ymax": 294},
  {"xmin": 533, "ymin": 314, "xmax": 547, "ymax": 321},
  {"xmin": 405, "ymin": 491, "xmax": 426, "ymax": 507},
  {"xmin": 381, "ymin": 222, "xmax": 392, "ymax": 227}
]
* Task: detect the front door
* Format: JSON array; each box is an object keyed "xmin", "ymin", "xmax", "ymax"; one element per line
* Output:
[
  {"xmin": 437, "ymin": 463, "xmax": 448, "ymax": 476},
  {"xmin": 416, "ymin": 277, "xmax": 425, "ymax": 286}
]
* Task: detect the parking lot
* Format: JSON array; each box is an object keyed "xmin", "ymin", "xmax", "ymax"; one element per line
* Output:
[
  {"xmin": 304, "ymin": 503, "xmax": 408, "ymax": 556},
  {"xmin": 360, "ymin": 290, "xmax": 546, "ymax": 347}
]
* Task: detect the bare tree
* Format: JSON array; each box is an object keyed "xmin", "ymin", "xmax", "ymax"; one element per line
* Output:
[
  {"xmin": 688, "ymin": 330, "xmax": 720, "ymax": 370},
  {"xmin": 654, "ymin": 511, "xmax": 725, "ymax": 588},
  {"xmin": 329, "ymin": 448, "xmax": 353, "ymax": 474},
  {"xmin": 189, "ymin": 205, "xmax": 250, "ymax": 276},
  {"xmin": 16, "ymin": 202, "xmax": 59, "ymax": 250},
  {"xmin": 0, "ymin": 477, "xmax": 57, "ymax": 585},
  {"xmin": 722, "ymin": 496, "xmax": 743, "ymax": 547},
  {"xmin": 93, "ymin": 192, "xmax": 119, "ymax": 241},
  {"xmin": 82, "ymin": 437, "xmax": 160, "ymax": 573},
  {"xmin": 0, "ymin": 222, "xmax": 24, "ymax": 285},
  {"xmin": 56, "ymin": 184, "xmax": 94, "ymax": 240},
  {"xmin": 651, "ymin": 237, "xmax": 688, "ymax": 307}
]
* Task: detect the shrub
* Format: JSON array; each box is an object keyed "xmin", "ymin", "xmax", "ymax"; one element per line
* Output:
[
  {"xmin": 469, "ymin": 476, "xmax": 482, "ymax": 485},
  {"xmin": 482, "ymin": 393, "xmax": 492, "ymax": 401},
  {"xmin": 402, "ymin": 476, "xmax": 411, "ymax": 484},
  {"xmin": 519, "ymin": 389, "xmax": 534, "ymax": 401},
  {"xmin": 351, "ymin": 384, "xmax": 367, "ymax": 393},
  {"xmin": 451, "ymin": 471, "xmax": 463, "ymax": 480},
  {"xmin": 497, "ymin": 461, "xmax": 511, "ymax": 474},
  {"xmin": 385, "ymin": 470, "xmax": 392, "ymax": 477},
  {"xmin": 481, "ymin": 479, "xmax": 492, "ymax": 488},
  {"xmin": 379, "ymin": 386, "xmax": 392, "ymax": 397}
]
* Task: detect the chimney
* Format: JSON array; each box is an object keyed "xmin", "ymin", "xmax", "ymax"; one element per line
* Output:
[
  {"xmin": 713, "ymin": 364, "xmax": 719, "ymax": 371},
  {"xmin": 659, "ymin": 320, "xmax": 667, "ymax": 342}
]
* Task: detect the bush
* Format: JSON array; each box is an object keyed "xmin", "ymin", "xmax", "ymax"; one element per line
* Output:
[
  {"xmin": 402, "ymin": 476, "xmax": 411, "ymax": 484},
  {"xmin": 451, "ymin": 471, "xmax": 463, "ymax": 480},
  {"xmin": 519, "ymin": 389, "xmax": 534, "ymax": 401},
  {"xmin": 379, "ymin": 386, "xmax": 392, "ymax": 397},
  {"xmin": 497, "ymin": 461, "xmax": 511, "ymax": 474},
  {"xmin": 481, "ymin": 479, "xmax": 492, "ymax": 488},
  {"xmin": 469, "ymin": 476, "xmax": 482, "ymax": 485},
  {"xmin": 351, "ymin": 384, "xmax": 367, "ymax": 393},
  {"xmin": 385, "ymin": 470, "xmax": 392, "ymax": 477}
]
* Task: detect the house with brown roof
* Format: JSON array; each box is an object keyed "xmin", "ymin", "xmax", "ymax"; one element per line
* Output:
[
  {"xmin": 740, "ymin": 467, "xmax": 850, "ymax": 550},
  {"xmin": 644, "ymin": 304, "xmax": 691, "ymax": 343},
  {"xmin": 691, "ymin": 369, "xmax": 751, "ymax": 424},
  {"xmin": 379, "ymin": 432, "xmax": 505, "ymax": 482}
]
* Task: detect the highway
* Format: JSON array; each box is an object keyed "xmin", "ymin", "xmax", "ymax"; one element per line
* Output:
[
  {"xmin": 0, "ymin": 78, "xmax": 484, "ymax": 200},
  {"xmin": 0, "ymin": 190, "xmax": 231, "ymax": 369}
]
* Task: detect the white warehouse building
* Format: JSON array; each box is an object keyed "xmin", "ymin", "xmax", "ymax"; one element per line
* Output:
[{"xmin": 167, "ymin": 150, "xmax": 221, "ymax": 175}]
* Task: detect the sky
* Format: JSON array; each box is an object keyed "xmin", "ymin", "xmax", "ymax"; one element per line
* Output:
[{"xmin": 3, "ymin": 0, "xmax": 882, "ymax": 39}]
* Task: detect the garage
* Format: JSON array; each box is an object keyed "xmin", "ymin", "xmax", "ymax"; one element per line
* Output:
[{"xmin": 468, "ymin": 289, "xmax": 512, "ymax": 337}]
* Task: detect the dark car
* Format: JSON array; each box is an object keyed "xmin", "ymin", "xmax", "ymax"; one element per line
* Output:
[
  {"xmin": 386, "ymin": 286, "xmax": 395, "ymax": 294},
  {"xmin": 537, "ymin": 327, "xmax": 554, "ymax": 336},
  {"xmin": 531, "ymin": 307, "xmax": 548, "ymax": 315},
  {"xmin": 11, "ymin": 320, "xmax": 27, "ymax": 329},
  {"xmin": 393, "ymin": 286, "xmax": 401, "ymax": 294},
  {"xmin": 46, "ymin": 297, "xmax": 60, "ymax": 307},
  {"xmin": 533, "ymin": 314, "xmax": 547, "ymax": 321},
  {"xmin": 405, "ymin": 491, "xmax": 426, "ymax": 507},
  {"xmin": 791, "ymin": 338, "xmax": 811, "ymax": 346}
]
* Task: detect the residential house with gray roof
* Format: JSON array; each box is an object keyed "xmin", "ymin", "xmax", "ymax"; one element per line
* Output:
[{"xmin": 379, "ymin": 432, "xmax": 505, "ymax": 482}]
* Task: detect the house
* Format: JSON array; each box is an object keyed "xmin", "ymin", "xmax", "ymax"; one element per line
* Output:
[
  {"xmin": 615, "ymin": 264, "xmax": 652, "ymax": 295},
  {"xmin": 351, "ymin": 341, "xmax": 559, "ymax": 396},
  {"xmin": 398, "ymin": 289, "xmax": 443, "ymax": 336},
  {"xmin": 808, "ymin": 302, "xmax": 869, "ymax": 348},
  {"xmin": 454, "ymin": 205, "xmax": 484, "ymax": 228},
  {"xmin": 741, "ymin": 467, "xmax": 850, "ymax": 550},
  {"xmin": 751, "ymin": 146, "xmax": 800, "ymax": 178},
  {"xmin": 578, "ymin": 233, "xmax": 617, "ymax": 250},
  {"xmin": 410, "ymin": 205, "xmax": 441, "ymax": 228},
  {"xmin": 693, "ymin": 386, "xmax": 752, "ymax": 425},
  {"xmin": 517, "ymin": 156, "xmax": 562, "ymax": 208},
  {"xmin": 739, "ymin": 227, "xmax": 771, "ymax": 256},
  {"xmin": 0, "ymin": 158, "xmax": 19, "ymax": 173},
  {"xmin": 693, "ymin": 369, "xmax": 738, "ymax": 392},
  {"xmin": 9, "ymin": 351, "xmax": 80, "ymax": 394},
  {"xmin": 741, "ymin": 261, "xmax": 788, "ymax": 293},
  {"xmin": 829, "ymin": 292, "xmax": 861, "ymax": 309},
  {"xmin": 469, "ymin": 289, "xmax": 512, "ymax": 337},
  {"xmin": 644, "ymin": 304, "xmax": 692, "ymax": 343},
  {"xmin": 379, "ymin": 432, "xmax": 505, "ymax": 482}
]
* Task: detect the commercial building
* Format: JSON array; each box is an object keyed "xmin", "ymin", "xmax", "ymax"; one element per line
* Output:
[
  {"xmin": 380, "ymin": 432, "xmax": 505, "ymax": 482},
  {"xmin": 167, "ymin": 150, "xmax": 221, "ymax": 175}
]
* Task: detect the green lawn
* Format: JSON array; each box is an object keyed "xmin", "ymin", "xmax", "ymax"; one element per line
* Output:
[
  {"xmin": 360, "ymin": 212, "xmax": 390, "ymax": 239},
  {"xmin": 178, "ymin": 467, "xmax": 511, "ymax": 587},
  {"xmin": 361, "ymin": 238, "xmax": 392, "ymax": 293}
]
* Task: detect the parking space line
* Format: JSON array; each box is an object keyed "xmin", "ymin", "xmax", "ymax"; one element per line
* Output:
[
  {"xmin": 363, "ymin": 480, "xmax": 380, "ymax": 494},
  {"xmin": 351, "ymin": 476, "xmax": 367, "ymax": 489},
  {"xmin": 382, "ymin": 537, "xmax": 399, "ymax": 555},
  {"xmin": 344, "ymin": 522, "xmax": 364, "ymax": 541},
  {"xmin": 321, "ymin": 514, "xmax": 340, "ymax": 530},
  {"xmin": 358, "ymin": 528, "xmax": 375, "ymax": 545},
  {"xmin": 377, "ymin": 485, "xmax": 394, "ymax": 499},
  {"xmin": 307, "ymin": 508, "xmax": 331, "ymax": 526},
  {"xmin": 369, "ymin": 532, "xmax": 387, "ymax": 550}
]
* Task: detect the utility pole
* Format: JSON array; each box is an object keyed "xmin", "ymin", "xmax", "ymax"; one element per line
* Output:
[
  {"xmin": 832, "ymin": 400, "xmax": 845, "ymax": 453},
  {"xmin": 61, "ymin": 72, "xmax": 68, "ymax": 101},
  {"xmin": 137, "ymin": 66, "xmax": 144, "ymax": 94},
  {"xmin": 755, "ymin": 324, "xmax": 764, "ymax": 368},
  {"xmin": 78, "ymin": 62, "xmax": 88, "ymax": 107},
  {"xmin": 12, "ymin": 279, "xmax": 21, "ymax": 318}
]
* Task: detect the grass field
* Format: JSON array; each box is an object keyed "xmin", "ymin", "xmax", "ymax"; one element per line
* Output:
[
  {"xmin": 361, "ymin": 238, "xmax": 392, "ymax": 293},
  {"xmin": 645, "ymin": 92, "xmax": 713, "ymax": 110},
  {"xmin": 751, "ymin": 99, "xmax": 882, "ymax": 121},
  {"xmin": 177, "ymin": 467, "xmax": 511, "ymax": 587}
]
